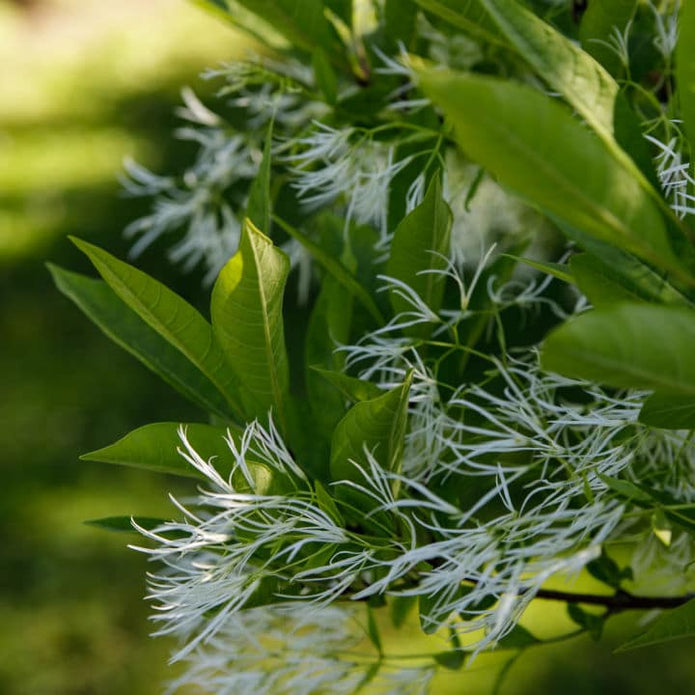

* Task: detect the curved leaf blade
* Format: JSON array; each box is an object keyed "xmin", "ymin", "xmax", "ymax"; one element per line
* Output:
[
  {"xmin": 616, "ymin": 599, "xmax": 695, "ymax": 651},
  {"xmin": 418, "ymin": 71, "xmax": 677, "ymax": 272},
  {"xmin": 542, "ymin": 304, "xmax": 695, "ymax": 395},
  {"xmin": 386, "ymin": 175, "xmax": 452, "ymax": 335},
  {"xmin": 82, "ymin": 422, "xmax": 234, "ymax": 478},
  {"xmin": 211, "ymin": 220, "xmax": 290, "ymax": 429},
  {"xmin": 639, "ymin": 393, "xmax": 695, "ymax": 430},
  {"xmin": 70, "ymin": 237, "xmax": 243, "ymax": 419},
  {"xmin": 49, "ymin": 264, "xmax": 232, "ymax": 418},
  {"xmin": 330, "ymin": 372, "xmax": 412, "ymax": 483}
]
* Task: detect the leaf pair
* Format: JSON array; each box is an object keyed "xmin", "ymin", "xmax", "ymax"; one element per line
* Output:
[{"xmin": 53, "ymin": 219, "xmax": 291, "ymax": 432}]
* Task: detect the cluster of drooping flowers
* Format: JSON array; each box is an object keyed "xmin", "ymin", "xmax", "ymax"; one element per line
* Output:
[{"xmin": 130, "ymin": 237, "xmax": 695, "ymax": 693}]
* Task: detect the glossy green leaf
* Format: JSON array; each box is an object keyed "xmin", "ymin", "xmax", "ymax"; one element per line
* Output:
[
  {"xmin": 211, "ymin": 220, "xmax": 290, "ymax": 429},
  {"xmin": 418, "ymin": 71, "xmax": 677, "ymax": 272},
  {"xmin": 82, "ymin": 422, "xmax": 234, "ymax": 478},
  {"xmin": 273, "ymin": 214, "xmax": 384, "ymax": 324},
  {"xmin": 579, "ymin": 0, "xmax": 637, "ymax": 75},
  {"xmin": 542, "ymin": 304, "xmax": 695, "ymax": 395},
  {"xmin": 70, "ymin": 237, "xmax": 243, "ymax": 418},
  {"xmin": 676, "ymin": 0, "xmax": 695, "ymax": 154},
  {"xmin": 49, "ymin": 264, "xmax": 232, "ymax": 418},
  {"xmin": 639, "ymin": 392, "xmax": 695, "ymax": 430},
  {"xmin": 616, "ymin": 599, "xmax": 695, "ymax": 651},
  {"xmin": 386, "ymin": 175, "xmax": 451, "ymax": 335},
  {"xmin": 330, "ymin": 372, "xmax": 412, "ymax": 483}
]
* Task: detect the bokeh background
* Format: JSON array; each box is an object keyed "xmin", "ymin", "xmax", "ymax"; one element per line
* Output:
[{"xmin": 1, "ymin": 1, "xmax": 694, "ymax": 693}]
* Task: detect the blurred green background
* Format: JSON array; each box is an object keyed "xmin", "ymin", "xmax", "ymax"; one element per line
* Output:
[{"xmin": 1, "ymin": 1, "xmax": 694, "ymax": 693}]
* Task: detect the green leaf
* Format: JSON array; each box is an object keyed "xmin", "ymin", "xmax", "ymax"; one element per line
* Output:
[
  {"xmin": 386, "ymin": 175, "xmax": 452, "ymax": 336},
  {"xmin": 477, "ymin": 0, "xmax": 618, "ymax": 138},
  {"xmin": 49, "ymin": 264, "xmax": 232, "ymax": 419},
  {"xmin": 366, "ymin": 604, "xmax": 383, "ymax": 655},
  {"xmin": 417, "ymin": 71, "xmax": 678, "ymax": 273},
  {"xmin": 390, "ymin": 595, "xmax": 417, "ymax": 629},
  {"xmin": 676, "ymin": 0, "xmax": 695, "ymax": 155},
  {"xmin": 189, "ymin": 0, "xmax": 289, "ymax": 49},
  {"xmin": 246, "ymin": 124, "xmax": 272, "ymax": 234},
  {"xmin": 85, "ymin": 516, "xmax": 165, "ymax": 533},
  {"xmin": 384, "ymin": 0, "xmax": 418, "ymax": 46},
  {"xmin": 82, "ymin": 422, "xmax": 233, "ymax": 478},
  {"xmin": 616, "ymin": 599, "xmax": 695, "ymax": 651},
  {"xmin": 503, "ymin": 254, "xmax": 573, "ymax": 285},
  {"xmin": 569, "ymin": 251, "xmax": 695, "ymax": 307},
  {"xmin": 312, "ymin": 368, "xmax": 383, "ymax": 403},
  {"xmin": 495, "ymin": 624, "xmax": 540, "ymax": 649},
  {"xmin": 211, "ymin": 220, "xmax": 291, "ymax": 429},
  {"xmin": 273, "ymin": 215, "xmax": 384, "ymax": 324},
  {"xmin": 415, "ymin": 0, "xmax": 505, "ymax": 47},
  {"xmin": 330, "ymin": 372, "xmax": 412, "ymax": 483},
  {"xmin": 433, "ymin": 648, "xmax": 466, "ymax": 670},
  {"xmin": 579, "ymin": 0, "xmax": 638, "ymax": 75},
  {"xmin": 598, "ymin": 475, "xmax": 653, "ymax": 504},
  {"xmin": 233, "ymin": 0, "xmax": 343, "ymax": 59},
  {"xmin": 305, "ymin": 275, "xmax": 354, "ymax": 433},
  {"xmin": 542, "ymin": 304, "xmax": 695, "ymax": 395},
  {"xmin": 586, "ymin": 550, "xmax": 625, "ymax": 590},
  {"xmin": 70, "ymin": 238, "xmax": 243, "ymax": 418},
  {"xmin": 567, "ymin": 603, "xmax": 605, "ymax": 641},
  {"xmin": 639, "ymin": 392, "xmax": 695, "ymax": 430},
  {"xmin": 312, "ymin": 48, "xmax": 338, "ymax": 105}
]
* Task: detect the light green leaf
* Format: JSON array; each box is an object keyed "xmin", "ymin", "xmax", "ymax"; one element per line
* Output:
[
  {"xmin": 211, "ymin": 219, "xmax": 290, "ymax": 430},
  {"xmin": 477, "ymin": 0, "xmax": 618, "ymax": 137},
  {"xmin": 82, "ymin": 422, "xmax": 234, "ymax": 478},
  {"xmin": 417, "ymin": 71, "xmax": 678, "ymax": 273},
  {"xmin": 676, "ymin": 0, "xmax": 695, "ymax": 154},
  {"xmin": 542, "ymin": 304, "xmax": 695, "ymax": 395},
  {"xmin": 70, "ymin": 237, "xmax": 243, "ymax": 418},
  {"xmin": 273, "ymin": 214, "xmax": 384, "ymax": 324},
  {"xmin": 616, "ymin": 599, "xmax": 695, "ymax": 651},
  {"xmin": 330, "ymin": 372, "xmax": 412, "ymax": 483},
  {"xmin": 639, "ymin": 392, "xmax": 695, "ymax": 430},
  {"xmin": 579, "ymin": 0, "xmax": 637, "ymax": 75},
  {"xmin": 386, "ymin": 175, "xmax": 452, "ymax": 335},
  {"xmin": 49, "ymin": 264, "xmax": 232, "ymax": 419}
]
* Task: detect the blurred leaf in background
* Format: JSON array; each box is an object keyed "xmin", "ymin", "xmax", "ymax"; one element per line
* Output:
[{"xmin": 0, "ymin": 1, "xmax": 247, "ymax": 693}]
